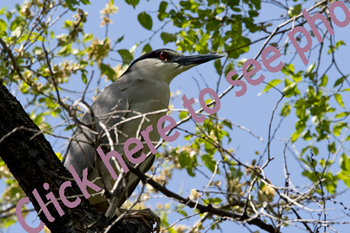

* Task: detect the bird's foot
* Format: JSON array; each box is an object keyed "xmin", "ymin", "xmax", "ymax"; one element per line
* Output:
[{"xmin": 119, "ymin": 208, "xmax": 160, "ymax": 233}]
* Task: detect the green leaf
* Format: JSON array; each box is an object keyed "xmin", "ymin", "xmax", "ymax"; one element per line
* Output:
[
  {"xmin": 214, "ymin": 58, "xmax": 222, "ymax": 75},
  {"xmin": 259, "ymin": 79, "xmax": 281, "ymax": 95},
  {"xmin": 178, "ymin": 151, "xmax": 191, "ymax": 168},
  {"xmin": 328, "ymin": 142, "xmax": 336, "ymax": 154},
  {"xmin": 10, "ymin": 17, "xmax": 24, "ymax": 31},
  {"xmin": 80, "ymin": 0, "xmax": 91, "ymax": 4},
  {"xmin": 81, "ymin": 70, "xmax": 87, "ymax": 84},
  {"xmin": 302, "ymin": 170, "xmax": 318, "ymax": 182},
  {"xmin": 0, "ymin": 7, "xmax": 6, "ymax": 15},
  {"xmin": 320, "ymin": 75, "xmax": 328, "ymax": 87},
  {"xmin": 334, "ymin": 93, "xmax": 345, "ymax": 108},
  {"xmin": 333, "ymin": 77, "xmax": 344, "ymax": 87},
  {"xmin": 138, "ymin": 12, "xmax": 153, "ymax": 30},
  {"xmin": 180, "ymin": 0, "xmax": 200, "ymax": 13},
  {"xmin": 100, "ymin": 63, "xmax": 116, "ymax": 81},
  {"xmin": 33, "ymin": 113, "xmax": 44, "ymax": 125},
  {"xmin": 38, "ymin": 97, "xmax": 46, "ymax": 103},
  {"xmin": 125, "ymin": 0, "xmax": 140, "ymax": 8},
  {"xmin": 201, "ymin": 154, "xmax": 218, "ymax": 173},
  {"xmin": 330, "ymin": 40, "xmax": 346, "ymax": 53},
  {"xmin": 158, "ymin": 1, "xmax": 168, "ymax": 21},
  {"xmin": 224, "ymin": 63, "xmax": 234, "ymax": 77},
  {"xmin": 333, "ymin": 122, "xmax": 347, "ymax": 136},
  {"xmin": 288, "ymin": 4, "xmax": 302, "ymax": 18},
  {"xmin": 51, "ymin": 108, "xmax": 62, "ymax": 118},
  {"xmin": 222, "ymin": 120, "xmax": 232, "ymax": 129},
  {"xmin": 283, "ymin": 82, "xmax": 297, "ymax": 97},
  {"xmin": 177, "ymin": 209, "xmax": 188, "ymax": 217},
  {"xmin": 334, "ymin": 112, "xmax": 349, "ymax": 119},
  {"xmin": 324, "ymin": 172, "xmax": 337, "ymax": 193},
  {"xmin": 64, "ymin": 124, "xmax": 76, "ymax": 131},
  {"xmin": 0, "ymin": 19, "xmax": 6, "ymax": 32},
  {"xmin": 204, "ymin": 141, "xmax": 213, "ymax": 153},
  {"xmin": 160, "ymin": 32, "xmax": 177, "ymax": 45},
  {"xmin": 179, "ymin": 111, "xmax": 188, "ymax": 120},
  {"xmin": 5, "ymin": 11, "xmax": 12, "ymax": 20},
  {"xmin": 248, "ymin": 10, "xmax": 259, "ymax": 17},
  {"xmin": 206, "ymin": 197, "xmax": 222, "ymax": 204},
  {"xmin": 280, "ymin": 103, "xmax": 291, "ymax": 117},
  {"xmin": 295, "ymin": 120, "xmax": 306, "ymax": 133},
  {"xmin": 83, "ymin": 33, "xmax": 93, "ymax": 42},
  {"xmin": 319, "ymin": 158, "xmax": 327, "ymax": 168},
  {"xmin": 339, "ymin": 172, "xmax": 350, "ymax": 187},
  {"xmin": 142, "ymin": 43, "xmax": 152, "ymax": 55},
  {"xmin": 186, "ymin": 167, "xmax": 195, "ymax": 177},
  {"xmin": 237, "ymin": 58, "xmax": 247, "ymax": 67},
  {"xmin": 340, "ymin": 153, "xmax": 350, "ymax": 172},
  {"xmin": 117, "ymin": 49, "xmax": 133, "ymax": 64},
  {"xmin": 291, "ymin": 131, "xmax": 300, "ymax": 142},
  {"xmin": 3, "ymin": 217, "xmax": 16, "ymax": 228},
  {"xmin": 336, "ymin": 40, "xmax": 346, "ymax": 46},
  {"xmin": 302, "ymin": 130, "xmax": 312, "ymax": 141},
  {"xmin": 65, "ymin": 0, "xmax": 79, "ymax": 11},
  {"xmin": 250, "ymin": 0, "xmax": 261, "ymax": 10},
  {"xmin": 305, "ymin": 62, "xmax": 315, "ymax": 77},
  {"xmin": 116, "ymin": 35, "xmax": 124, "ymax": 43}
]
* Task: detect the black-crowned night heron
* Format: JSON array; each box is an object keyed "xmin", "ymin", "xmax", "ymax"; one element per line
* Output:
[{"xmin": 63, "ymin": 48, "xmax": 223, "ymax": 231}]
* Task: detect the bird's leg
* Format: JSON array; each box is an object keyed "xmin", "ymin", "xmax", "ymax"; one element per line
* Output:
[{"xmin": 116, "ymin": 208, "xmax": 160, "ymax": 233}]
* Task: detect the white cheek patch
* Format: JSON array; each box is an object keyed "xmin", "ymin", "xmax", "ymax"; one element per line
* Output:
[{"xmin": 176, "ymin": 64, "xmax": 196, "ymax": 73}]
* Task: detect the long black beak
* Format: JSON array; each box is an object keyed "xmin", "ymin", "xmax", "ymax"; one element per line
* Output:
[{"xmin": 174, "ymin": 54, "xmax": 224, "ymax": 67}]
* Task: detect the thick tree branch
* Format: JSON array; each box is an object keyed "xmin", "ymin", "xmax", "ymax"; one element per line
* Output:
[
  {"xmin": 0, "ymin": 83, "xmax": 153, "ymax": 233},
  {"xmin": 0, "ymin": 82, "xmax": 105, "ymax": 232}
]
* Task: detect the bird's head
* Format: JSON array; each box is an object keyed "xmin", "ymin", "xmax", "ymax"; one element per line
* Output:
[{"xmin": 122, "ymin": 49, "xmax": 224, "ymax": 84}]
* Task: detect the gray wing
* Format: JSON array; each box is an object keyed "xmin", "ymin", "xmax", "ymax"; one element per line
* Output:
[{"xmin": 63, "ymin": 82, "xmax": 129, "ymax": 177}]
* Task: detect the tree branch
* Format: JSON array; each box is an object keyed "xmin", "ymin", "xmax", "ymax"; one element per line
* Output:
[
  {"xmin": 0, "ymin": 82, "xmax": 153, "ymax": 233},
  {"xmin": 128, "ymin": 166, "xmax": 277, "ymax": 233}
]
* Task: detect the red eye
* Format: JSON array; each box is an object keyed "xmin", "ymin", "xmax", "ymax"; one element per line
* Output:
[{"xmin": 159, "ymin": 51, "xmax": 168, "ymax": 60}]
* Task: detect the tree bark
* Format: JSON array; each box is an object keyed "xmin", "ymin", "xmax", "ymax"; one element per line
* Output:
[{"xmin": 0, "ymin": 83, "xmax": 152, "ymax": 233}]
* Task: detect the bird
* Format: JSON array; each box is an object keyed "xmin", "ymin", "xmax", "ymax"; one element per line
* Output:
[{"xmin": 62, "ymin": 48, "xmax": 223, "ymax": 231}]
